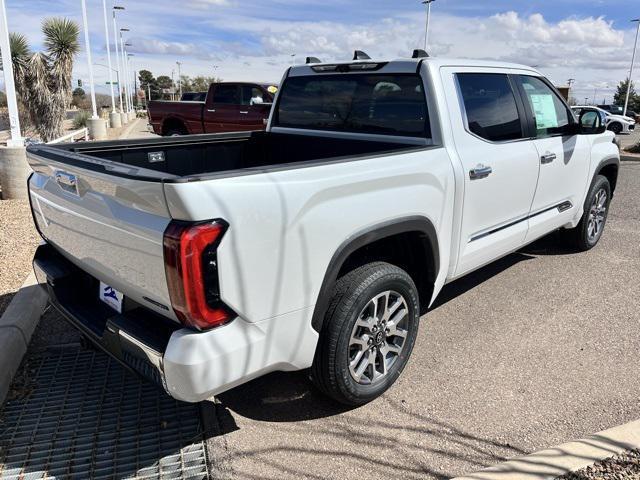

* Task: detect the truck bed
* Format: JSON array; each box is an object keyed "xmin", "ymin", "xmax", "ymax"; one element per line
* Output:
[{"xmin": 27, "ymin": 131, "xmax": 423, "ymax": 181}]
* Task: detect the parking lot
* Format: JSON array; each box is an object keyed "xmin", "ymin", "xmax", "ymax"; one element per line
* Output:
[{"xmin": 1, "ymin": 159, "xmax": 639, "ymax": 479}]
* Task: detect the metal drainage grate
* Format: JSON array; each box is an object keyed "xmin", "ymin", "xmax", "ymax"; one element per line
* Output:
[{"xmin": 0, "ymin": 349, "xmax": 209, "ymax": 480}]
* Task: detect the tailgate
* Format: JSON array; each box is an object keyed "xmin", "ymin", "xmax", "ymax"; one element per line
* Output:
[{"xmin": 27, "ymin": 145, "xmax": 178, "ymax": 322}]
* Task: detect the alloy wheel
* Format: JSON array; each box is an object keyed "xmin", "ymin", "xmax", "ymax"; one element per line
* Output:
[
  {"xmin": 587, "ymin": 188, "xmax": 608, "ymax": 243},
  {"xmin": 348, "ymin": 290, "xmax": 409, "ymax": 385}
]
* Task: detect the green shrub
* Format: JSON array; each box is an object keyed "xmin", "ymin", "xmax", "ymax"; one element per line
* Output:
[{"xmin": 72, "ymin": 110, "xmax": 90, "ymax": 129}]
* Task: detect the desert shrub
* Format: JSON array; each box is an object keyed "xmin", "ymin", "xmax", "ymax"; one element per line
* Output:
[{"xmin": 72, "ymin": 110, "xmax": 90, "ymax": 129}]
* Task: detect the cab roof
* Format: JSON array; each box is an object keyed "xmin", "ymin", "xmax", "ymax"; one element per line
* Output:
[{"xmin": 288, "ymin": 55, "xmax": 541, "ymax": 77}]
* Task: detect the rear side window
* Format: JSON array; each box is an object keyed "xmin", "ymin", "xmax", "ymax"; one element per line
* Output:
[
  {"xmin": 213, "ymin": 85, "xmax": 239, "ymax": 104},
  {"xmin": 275, "ymin": 74, "xmax": 430, "ymax": 138},
  {"xmin": 457, "ymin": 73, "xmax": 523, "ymax": 142}
]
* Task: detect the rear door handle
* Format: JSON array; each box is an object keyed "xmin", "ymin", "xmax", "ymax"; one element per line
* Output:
[
  {"xmin": 239, "ymin": 111, "xmax": 249, "ymax": 114},
  {"xmin": 469, "ymin": 164, "xmax": 493, "ymax": 180},
  {"xmin": 207, "ymin": 109, "xmax": 216, "ymax": 113},
  {"xmin": 541, "ymin": 153, "xmax": 556, "ymax": 164}
]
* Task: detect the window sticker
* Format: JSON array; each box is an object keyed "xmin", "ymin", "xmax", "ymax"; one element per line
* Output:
[{"xmin": 530, "ymin": 94, "xmax": 558, "ymax": 129}]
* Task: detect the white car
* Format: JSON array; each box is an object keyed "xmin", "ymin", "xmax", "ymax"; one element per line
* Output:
[
  {"xmin": 27, "ymin": 52, "xmax": 619, "ymax": 406},
  {"xmin": 572, "ymin": 105, "xmax": 635, "ymax": 135}
]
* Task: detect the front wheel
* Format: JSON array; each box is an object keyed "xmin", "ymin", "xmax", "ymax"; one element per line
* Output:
[
  {"xmin": 564, "ymin": 175, "xmax": 611, "ymax": 251},
  {"xmin": 311, "ymin": 262, "xmax": 420, "ymax": 406},
  {"xmin": 608, "ymin": 122, "xmax": 623, "ymax": 134}
]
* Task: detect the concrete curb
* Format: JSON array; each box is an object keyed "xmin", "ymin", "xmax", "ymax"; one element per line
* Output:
[
  {"xmin": 453, "ymin": 419, "xmax": 640, "ymax": 480},
  {"xmin": 0, "ymin": 272, "xmax": 48, "ymax": 404},
  {"xmin": 620, "ymin": 153, "xmax": 640, "ymax": 162}
]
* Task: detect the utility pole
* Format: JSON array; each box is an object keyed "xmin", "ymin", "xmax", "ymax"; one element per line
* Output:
[
  {"xmin": 176, "ymin": 61, "xmax": 182, "ymax": 98},
  {"xmin": 624, "ymin": 19, "xmax": 640, "ymax": 117},
  {"xmin": 290, "ymin": 54, "xmax": 296, "ymax": 67},
  {"xmin": 422, "ymin": 0, "xmax": 436, "ymax": 52},
  {"xmin": 0, "ymin": 0, "xmax": 23, "ymax": 146}
]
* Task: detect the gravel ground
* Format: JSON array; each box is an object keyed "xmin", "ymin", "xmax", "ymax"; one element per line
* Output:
[
  {"xmin": 0, "ymin": 199, "xmax": 39, "ymax": 316},
  {"xmin": 558, "ymin": 450, "xmax": 640, "ymax": 480}
]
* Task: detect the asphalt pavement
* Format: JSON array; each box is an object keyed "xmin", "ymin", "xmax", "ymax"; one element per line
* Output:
[
  {"xmin": 3, "ymin": 146, "xmax": 638, "ymax": 480},
  {"xmin": 207, "ymin": 162, "xmax": 640, "ymax": 480}
]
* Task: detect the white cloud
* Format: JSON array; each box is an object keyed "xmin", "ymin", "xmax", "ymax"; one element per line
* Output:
[
  {"xmin": 6, "ymin": 0, "xmax": 634, "ymax": 103},
  {"xmin": 490, "ymin": 12, "xmax": 624, "ymax": 47},
  {"xmin": 184, "ymin": 0, "xmax": 231, "ymax": 8}
]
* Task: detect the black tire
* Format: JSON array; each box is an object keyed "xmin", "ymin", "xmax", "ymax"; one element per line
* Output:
[
  {"xmin": 564, "ymin": 175, "xmax": 611, "ymax": 251},
  {"xmin": 164, "ymin": 129, "xmax": 184, "ymax": 137},
  {"xmin": 608, "ymin": 122, "xmax": 622, "ymax": 134},
  {"xmin": 311, "ymin": 262, "xmax": 420, "ymax": 406}
]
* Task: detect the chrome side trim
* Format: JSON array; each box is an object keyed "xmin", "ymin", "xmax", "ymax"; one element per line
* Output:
[{"xmin": 469, "ymin": 201, "xmax": 574, "ymax": 242}]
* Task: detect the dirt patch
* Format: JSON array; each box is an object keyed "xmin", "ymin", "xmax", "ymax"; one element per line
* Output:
[
  {"xmin": 0, "ymin": 199, "xmax": 40, "ymax": 316},
  {"xmin": 557, "ymin": 450, "xmax": 640, "ymax": 480}
]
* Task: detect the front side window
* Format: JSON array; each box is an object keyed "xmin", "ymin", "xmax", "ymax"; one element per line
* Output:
[
  {"xmin": 213, "ymin": 85, "xmax": 239, "ymax": 105},
  {"xmin": 517, "ymin": 76, "xmax": 572, "ymax": 137},
  {"xmin": 275, "ymin": 74, "xmax": 430, "ymax": 138},
  {"xmin": 456, "ymin": 73, "xmax": 523, "ymax": 142},
  {"xmin": 241, "ymin": 86, "xmax": 266, "ymax": 106}
]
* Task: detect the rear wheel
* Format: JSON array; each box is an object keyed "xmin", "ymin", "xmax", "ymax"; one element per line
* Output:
[
  {"xmin": 564, "ymin": 175, "xmax": 611, "ymax": 251},
  {"xmin": 311, "ymin": 262, "xmax": 420, "ymax": 406},
  {"xmin": 608, "ymin": 122, "xmax": 623, "ymax": 134},
  {"xmin": 165, "ymin": 129, "xmax": 184, "ymax": 137}
]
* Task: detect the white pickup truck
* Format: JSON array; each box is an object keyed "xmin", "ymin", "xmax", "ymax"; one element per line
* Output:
[{"xmin": 27, "ymin": 52, "xmax": 619, "ymax": 406}]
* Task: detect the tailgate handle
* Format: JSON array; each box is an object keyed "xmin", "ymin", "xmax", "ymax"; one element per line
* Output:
[{"xmin": 55, "ymin": 171, "xmax": 79, "ymax": 195}]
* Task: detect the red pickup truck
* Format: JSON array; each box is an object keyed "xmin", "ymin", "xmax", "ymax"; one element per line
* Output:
[{"xmin": 148, "ymin": 82, "xmax": 277, "ymax": 136}]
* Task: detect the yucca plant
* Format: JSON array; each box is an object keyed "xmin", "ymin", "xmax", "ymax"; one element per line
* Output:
[{"xmin": 3, "ymin": 18, "xmax": 79, "ymax": 142}]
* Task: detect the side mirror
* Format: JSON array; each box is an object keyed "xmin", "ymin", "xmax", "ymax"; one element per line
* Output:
[{"xmin": 579, "ymin": 110, "xmax": 607, "ymax": 135}]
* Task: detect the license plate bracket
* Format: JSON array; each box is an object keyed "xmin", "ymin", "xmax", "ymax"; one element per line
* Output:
[{"xmin": 99, "ymin": 282, "xmax": 123, "ymax": 313}]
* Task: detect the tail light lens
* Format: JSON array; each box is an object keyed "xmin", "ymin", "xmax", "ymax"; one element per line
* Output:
[{"xmin": 163, "ymin": 219, "xmax": 235, "ymax": 330}]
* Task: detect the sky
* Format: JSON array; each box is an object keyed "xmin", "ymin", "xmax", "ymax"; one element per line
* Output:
[{"xmin": 3, "ymin": 0, "xmax": 639, "ymax": 103}]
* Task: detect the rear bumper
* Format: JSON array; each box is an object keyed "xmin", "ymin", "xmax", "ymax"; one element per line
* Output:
[
  {"xmin": 33, "ymin": 243, "xmax": 175, "ymax": 393},
  {"xmin": 33, "ymin": 243, "xmax": 318, "ymax": 403}
]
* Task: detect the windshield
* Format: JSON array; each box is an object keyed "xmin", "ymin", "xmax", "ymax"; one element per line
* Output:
[{"xmin": 275, "ymin": 73, "xmax": 430, "ymax": 138}]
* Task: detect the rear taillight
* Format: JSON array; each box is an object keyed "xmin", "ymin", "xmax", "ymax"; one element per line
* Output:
[{"xmin": 163, "ymin": 219, "xmax": 235, "ymax": 330}]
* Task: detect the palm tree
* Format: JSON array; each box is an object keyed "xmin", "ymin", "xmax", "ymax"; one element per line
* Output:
[{"xmin": 4, "ymin": 18, "xmax": 79, "ymax": 142}]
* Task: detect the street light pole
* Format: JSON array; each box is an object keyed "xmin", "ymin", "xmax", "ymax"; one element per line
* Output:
[
  {"xmin": 101, "ymin": 0, "xmax": 115, "ymax": 113},
  {"xmin": 422, "ymin": 0, "xmax": 435, "ymax": 52},
  {"xmin": 80, "ymin": 0, "xmax": 98, "ymax": 119},
  {"xmin": 624, "ymin": 19, "xmax": 640, "ymax": 117},
  {"xmin": 119, "ymin": 32, "xmax": 130, "ymax": 112},
  {"xmin": 112, "ymin": 7, "xmax": 125, "ymax": 118},
  {"xmin": 176, "ymin": 61, "xmax": 182, "ymax": 98},
  {"xmin": 0, "ymin": 0, "xmax": 23, "ymax": 147},
  {"xmin": 128, "ymin": 53, "xmax": 135, "ymax": 109}
]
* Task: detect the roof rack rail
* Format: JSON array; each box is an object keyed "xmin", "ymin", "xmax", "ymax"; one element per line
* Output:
[
  {"xmin": 306, "ymin": 56, "xmax": 322, "ymax": 64},
  {"xmin": 412, "ymin": 49, "xmax": 429, "ymax": 58},
  {"xmin": 353, "ymin": 50, "xmax": 371, "ymax": 60}
]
